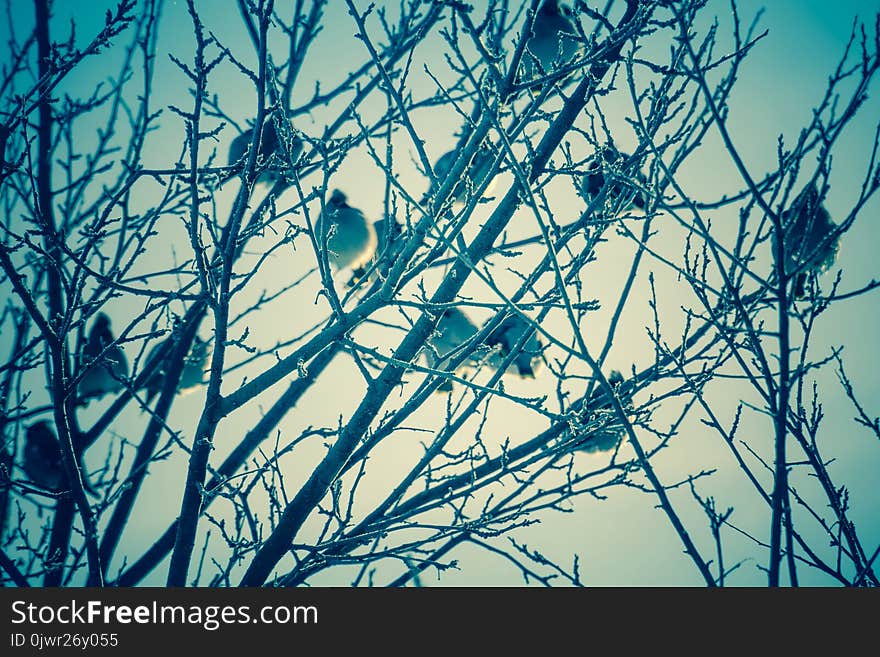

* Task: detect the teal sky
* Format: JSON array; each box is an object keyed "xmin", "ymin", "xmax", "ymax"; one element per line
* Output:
[{"xmin": 2, "ymin": 1, "xmax": 878, "ymax": 587}]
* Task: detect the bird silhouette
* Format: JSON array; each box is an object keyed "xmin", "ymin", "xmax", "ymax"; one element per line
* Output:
[
  {"xmin": 483, "ymin": 314, "xmax": 545, "ymax": 378},
  {"xmin": 776, "ymin": 182, "xmax": 840, "ymax": 299},
  {"xmin": 77, "ymin": 313, "xmax": 129, "ymax": 405},
  {"xmin": 141, "ymin": 335, "xmax": 211, "ymax": 404},
  {"xmin": 22, "ymin": 420, "xmax": 64, "ymax": 491},
  {"xmin": 580, "ymin": 147, "xmax": 647, "ymax": 214},
  {"xmin": 425, "ymin": 307, "xmax": 483, "ymax": 392},
  {"xmin": 427, "ymin": 141, "xmax": 498, "ymax": 208},
  {"xmin": 224, "ymin": 110, "xmax": 302, "ymax": 187},
  {"xmin": 568, "ymin": 370, "xmax": 633, "ymax": 454},
  {"xmin": 314, "ymin": 190, "xmax": 378, "ymax": 273},
  {"xmin": 521, "ymin": 0, "xmax": 580, "ymax": 81}
]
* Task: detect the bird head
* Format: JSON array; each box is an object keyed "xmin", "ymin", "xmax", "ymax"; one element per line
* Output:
[
  {"xmin": 190, "ymin": 336, "xmax": 210, "ymax": 362},
  {"xmin": 583, "ymin": 148, "xmax": 646, "ymax": 210},
  {"xmin": 582, "ymin": 148, "xmax": 616, "ymax": 194},
  {"xmin": 228, "ymin": 128, "xmax": 252, "ymax": 163},
  {"xmin": 800, "ymin": 182, "xmax": 822, "ymax": 206},
  {"xmin": 329, "ymin": 189, "xmax": 349, "ymax": 208},
  {"xmin": 26, "ymin": 420, "xmax": 54, "ymax": 446},
  {"xmin": 539, "ymin": 0, "xmax": 562, "ymax": 17},
  {"xmin": 592, "ymin": 146, "xmax": 629, "ymax": 174},
  {"xmin": 87, "ymin": 312, "xmax": 115, "ymax": 349},
  {"xmin": 433, "ymin": 150, "xmax": 455, "ymax": 178},
  {"xmin": 93, "ymin": 313, "xmax": 111, "ymax": 330},
  {"xmin": 785, "ymin": 183, "xmax": 821, "ymax": 225}
]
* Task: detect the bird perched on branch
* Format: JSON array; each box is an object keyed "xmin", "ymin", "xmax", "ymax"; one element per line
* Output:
[
  {"xmin": 483, "ymin": 314, "xmax": 545, "ymax": 379},
  {"xmin": 427, "ymin": 141, "xmax": 498, "ymax": 208},
  {"xmin": 371, "ymin": 215, "xmax": 403, "ymax": 270},
  {"xmin": 425, "ymin": 307, "xmax": 483, "ymax": 392},
  {"xmin": 224, "ymin": 110, "xmax": 302, "ymax": 187},
  {"xmin": 314, "ymin": 190, "xmax": 378, "ymax": 274},
  {"xmin": 141, "ymin": 335, "xmax": 211, "ymax": 404},
  {"xmin": 22, "ymin": 420, "xmax": 65, "ymax": 491},
  {"xmin": 565, "ymin": 370, "xmax": 633, "ymax": 454},
  {"xmin": 521, "ymin": 0, "xmax": 580, "ymax": 81},
  {"xmin": 348, "ymin": 215, "xmax": 403, "ymax": 287},
  {"xmin": 580, "ymin": 147, "xmax": 647, "ymax": 215},
  {"xmin": 77, "ymin": 313, "xmax": 129, "ymax": 405},
  {"xmin": 776, "ymin": 182, "xmax": 840, "ymax": 299}
]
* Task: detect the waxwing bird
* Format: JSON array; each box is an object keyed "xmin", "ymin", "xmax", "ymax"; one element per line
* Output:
[
  {"xmin": 23, "ymin": 421, "xmax": 97, "ymax": 495},
  {"xmin": 142, "ymin": 335, "xmax": 211, "ymax": 404},
  {"xmin": 348, "ymin": 216, "xmax": 403, "ymax": 287},
  {"xmin": 22, "ymin": 421, "xmax": 64, "ymax": 491},
  {"xmin": 372, "ymin": 215, "xmax": 403, "ymax": 268},
  {"xmin": 225, "ymin": 110, "xmax": 302, "ymax": 187},
  {"xmin": 580, "ymin": 147, "xmax": 647, "ymax": 214},
  {"xmin": 776, "ymin": 182, "xmax": 840, "ymax": 299},
  {"xmin": 484, "ymin": 314, "xmax": 545, "ymax": 378},
  {"xmin": 522, "ymin": 0, "xmax": 580, "ymax": 80},
  {"xmin": 314, "ymin": 190, "xmax": 378, "ymax": 273},
  {"xmin": 425, "ymin": 307, "xmax": 482, "ymax": 392},
  {"xmin": 77, "ymin": 313, "xmax": 129, "ymax": 405},
  {"xmin": 427, "ymin": 141, "xmax": 498, "ymax": 207},
  {"xmin": 568, "ymin": 370, "xmax": 633, "ymax": 454}
]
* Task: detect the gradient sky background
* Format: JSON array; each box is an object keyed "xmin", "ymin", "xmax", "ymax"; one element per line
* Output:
[{"xmin": 2, "ymin": 0, "xmax": 878, "ymax": 586}]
